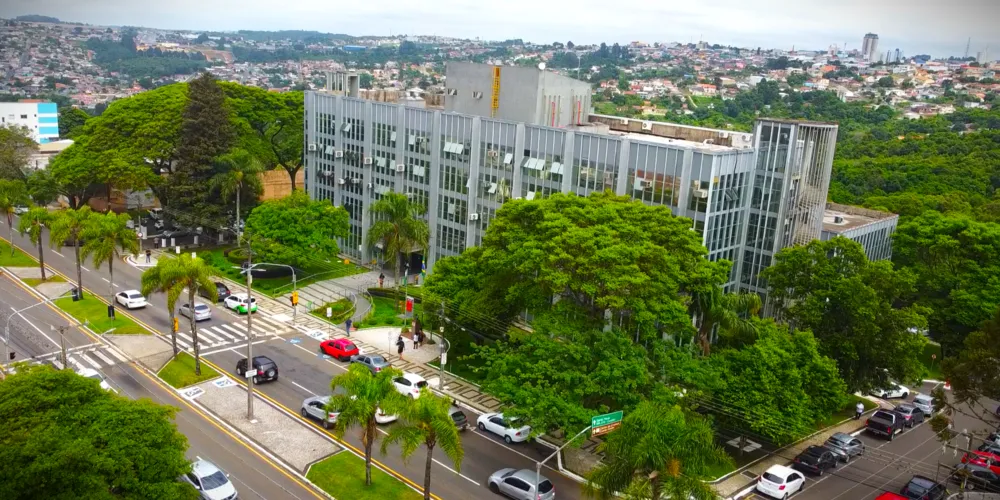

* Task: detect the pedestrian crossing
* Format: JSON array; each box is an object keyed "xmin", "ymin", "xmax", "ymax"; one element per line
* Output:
[
  {"xmin": 170, "ymin": 315, "xmax": 292, "ymax": 351},
  {"xmin": 36, "ymin": 343, "xmax": 130, "ymax": 371}
]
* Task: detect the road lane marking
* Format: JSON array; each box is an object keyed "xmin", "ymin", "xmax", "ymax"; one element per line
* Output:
[
  {"xmin": 432, "ymin": 458, "xmax": 480, "ymax": 486},
  {"xmin": 102, "ymin": 277, "xmax": 110, "ymax": 283},
  {"xmin": 92, "ymin": 349, "xmax": 115, "ymax": 365},
  {"xmin": 825, "ymin": 430, "xmax": 946, "ymax": 500},
  {"xmin": 81, "ymin": 266, "xmax": 90, "ymax": 272},
  {"xmin": 291, "ymin": 381, "xmax": 317, "ymax": 396},
  {"xmin": 51, "ymin": 250, "xmax": 64, "ymax": 257},
  {"xmin": 201, "ymin": 339, "xmax": 270, "ymax": 356}
]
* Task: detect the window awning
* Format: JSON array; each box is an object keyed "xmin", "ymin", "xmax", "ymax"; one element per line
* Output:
[
  {"xmin": 325, "ymin": 145, "xmax": 335, "ymax": 155},
  {"xmin": 408, "ymin": 135, "xmax": 416, "ymax": 146},
  {"xmin": 342, "ymin": 123, "xmax": 352, "ymax": 133},
  {"xmin": 454, "ymin": 143, "xmax": 465, "ymax": 155},
  {"xmin": 550, "ymin": 162, "xmax": 564, "ymax": 175},
  {"xmin": 503, "ymin": 153, "xmax": 513, "ymax": 165},
  {"xmin": 487, "ymin": 182, "xmax": 498, "ymax": 194},
  {"xmin": 374, "ymin": 185, "xmax": 390, "ymax": 195},
  {"xmin": 376, "ymin": 157, "xmax": 386, "ymax": 167},
  {"xmin": 526, "ymin": 191, "xmax": 536, "ymax": 201},
  {"xmin": 390, "ymin": 131, "xmax": 397, "ymax": 142},
  {"xmin": 412, "ymin": 165, "xmax": 426, "ymax": 177}
]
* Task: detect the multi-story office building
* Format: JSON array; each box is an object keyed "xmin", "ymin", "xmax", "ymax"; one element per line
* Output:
[
  {"xmin": 821, "ymin": 203, "xmax": 898, "ymax": 262},
  {"xmin": 304, "ymin": 90, "xmax": 840, "ymax": 300},
  {"xmin": 862, "ymin": 33, "xmax": 879, "ymax": 62},
  {"xmin": 0, "ymin": 101, "xmax": 59, "ymax": 143}
]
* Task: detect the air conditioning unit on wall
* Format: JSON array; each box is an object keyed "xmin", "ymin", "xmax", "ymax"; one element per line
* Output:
[
  {"xmin": 469, "ymin": 213, "xmax": 479, "ymax": 221},
  {"xmin": 307, "ymin": 143, "xmax": 318, "ymax": 152},
  {"xmin": 692, "ymin": 189, "xmax": 709, "ymax": 199},
  {"xmin": 395, "ymin": 164, "xmax": 406, "ymax": 173},
  {"xmin": 335, "ymin": 150, "xmax": 344, "ymax": 159},
  {"xmin": 363, "ymin": 157, "xmax": 373, "ymax": 165},
  {"xmin": 337, "ymin": 178, "xmax": 346, "ymax": 185}
]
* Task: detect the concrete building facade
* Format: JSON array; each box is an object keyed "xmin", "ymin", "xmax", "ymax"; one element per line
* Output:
[
  {"xmin": 862, "ymin": 33, "xmax": 880, "ymax": 62},
  {"xmin": 0, "ymin": 101, "xmax": 59, "ymax": 143},
  {"xmin": 821, "ymin": 202, "xmax": 898, "ymax": 262}
]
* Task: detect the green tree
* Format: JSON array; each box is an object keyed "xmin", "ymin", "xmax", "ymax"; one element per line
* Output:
[
  {"xmin": 220, "ymin": 84, "xmax": 304, "ymax": 190},
  {"xmin": 212, "ymin": 148, "xmax": 265, "ymax": 239},
  {"xmin": 150, "ymin": 254, "xmax": 216, "ymax": 372},
  {"xmin": 25, "ymin": 169, "xmax": 59, "ymax": 206},
  {"xmin": 762, "ymin": 237, "xmax": 927, "ymax": 393},
  {"xmin": 0, "ymin": 125, "xmax": 35, "ymax": 180},
  {"xmin": 380, "ymin": 391, "xmax": 464, "ymax": 500},
  {"xmin": 17, "ymin": 207, "xmax": 50, "ymax": 280},
  {"xmin": 58, "ymin": 106, "xmax": 91, "ymax": 139},
  {"xmin": 877, "ymin": 76, "xmax": 896, "ymax": 87},
  {"xmin": 786, "ymin": 73, "xmax": 807, "ymax": 88},
  {"xmin": 329, "ymin": 364, "xmax": 411, "ymax": 486},
  {"xmin": 140, "ymin": 258, "xmax": 187, "ymax": 357},
  {"xmin": 0, "ymin": 179, "xmax": 28, "ymax": 251},
  {"xmin": 931, "ymin": 306, "xmax": 1000, "ymax": 437},
  {"xmin": 585, "ymin": 401, "xmax": 731, "ymax": 500},
  {"xmin": 245, "ymin": 191, "xmax": 349, "ymax": 268},
  {"xmin": 689, "ymin": 283, "xmax": 761, "ymax": 356},
  {"xmin": 367, "ymin": 192, "xmax": 430, "ymax": 294},
  {"xmin": 360, "ymin": 72, "xmax": 374, "ymax": 89},
  {"xmin": 47, "ymin": 207, "xmax": 93, "ymax": 299},
  {"xmin": 0, "ymin": 365, "xmax": 197, "ymax": 500},
  {"xmin": 81, "ymin": 211, "xmax": 140, "ymax": 301}
]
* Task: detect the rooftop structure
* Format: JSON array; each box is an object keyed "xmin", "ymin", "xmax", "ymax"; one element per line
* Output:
[{"xmin": 821, "ymin": 202, "xmax": 898, "ymax": 261}]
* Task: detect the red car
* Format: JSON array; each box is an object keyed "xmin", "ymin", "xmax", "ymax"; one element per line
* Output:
[
  {"xmin": 962, "ymin": 450, "xmax": 1000, "ymax": 474},
  {"xmin": 320, "ymin": 338, "xmax": 359, "ymax": 361},
  {"xmin": 875, "ymin": 493, "xmax": 909, "ymax": 500}
]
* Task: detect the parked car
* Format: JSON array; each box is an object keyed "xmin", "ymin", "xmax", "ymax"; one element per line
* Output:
[
  {"xmin": 755, "ymin": 464, "xmax": 805, "ymax": 499},
  {"xmin": 979, "ymin": 442, "xmax": 1000, "ymax": 456},
  {"xmin": 163, "ymin": 227, "xmax": 191, "ymax": 238},
  {"xmin": 180, "ymin": 459, "xmax": 238, "ymax": 500},
  {"xmin": 951, "ymin": 463, "xmax": 1000, "ymax": 491},
  {"xmin": 477, "ymin": 412, "xmax": 531, "ymax": 444},
  {"xmin": 894, "ymin": 404, "xmax": 926, "ymax": 428},
  {"xmin": 488, "ymin": 468, "xmax": 555, "ymax": 500},
  {"xmin": 179, "ymin": 302, "xmax": 212, "ymax": 322},
  {"xmin": 235, "ymin": 355, "xmax": 279, "ymax": 384},
  {"xmin": 912, "ymin": 393, "xmax": 935, "ymax": 415},
  {"xmin": 319, "ymin": 338, "xmax": 359, "ymax": 361},
  {"xmin": 984, "ymin": 433, "xmax": 1000, "ymax": 447},
  {"xmin": 13, "ymin": 206, "xmax": 28, "ymax": 215},
  {"xmin": 962, "ymin": 450, "xmax": 1000, "ymax": 474},
  {"xmin": 792, "ymin": 445, "xmax": 838, "ymax": 475},
  {"xmin": 824, "ymin": 431, "xmax": 865, "ymax": 463},
  {"xmin": 872, "ymin": 383, "xmax": 910, "ymax": 399},
  {"xmin": 449, "ymin": 405, "xmax": 469, "ymax": 431},
  {"xmin": 875, "ymin": 494, "xmax": 909, "ymax": 500},
  {"xmin": 76, "ymin": 367, "xmax": 115, "ymax": 392},
  {"xmin": 115, "ymin": 290, "xmax": 147, "ymax": 310},
  {"xmin": 350, "ymin": 354, "xmax": 390, "ymax": 375},
  {"xmin": 393, "ymin": 372, "xmax": 428, "ymax": 399},
  {"xmin": 301, "ymin": 395, "xmax": 337, "ymax": 429},
  {"xmin": 199, "ymin": 282, "xmax": 231, "ymax": 302},
  {"xmin": 62, "ymin": 236, "xmax": 84, "ymax": 246},
  {"xmin": 867, "ymin": 410, "xmax": 905, "ymax": 440},
  {"xmin": 224, "ymin": 293, "xmax": 257, "ymax": 314},
  {"xmin": 900, "ymin": 475, "xmax": 948, "ymax": 500}
]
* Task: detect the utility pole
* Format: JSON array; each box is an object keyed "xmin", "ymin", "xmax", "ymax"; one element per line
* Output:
[
  {"xmin": 245, "ymin": 231, "xmax": 255, "ymax": 420},
  {"xmin": 55, "ymin": 325, "xmax": 68, "ymax": 369}
]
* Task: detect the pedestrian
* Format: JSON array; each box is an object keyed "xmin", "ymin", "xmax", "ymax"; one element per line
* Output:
[
  {"xmin": 396, "ymin": 335, "xmax": 405, "ymax": 360},
  {"xmin": 379, "ymin": 272, "xmax": 385, "ymax": 288},
  {"xmin": 145, "ymin": 249, "xmax": 151, "ymax": 263},
  {"xmin": 345, "ymin": 318, "xmax": 352, "ymax": 337},
  {"xmin": 855, "ymin": 401, "xmax": 865, "ymax": 420},
  {"xmin": 414, "ymin": 330, "xmax": 421, "ymax": 350}
]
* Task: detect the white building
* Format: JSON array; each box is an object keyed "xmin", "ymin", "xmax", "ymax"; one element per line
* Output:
[{"xmin": 0, "ymin": 102, "xmax": 60, "ymax": 143}]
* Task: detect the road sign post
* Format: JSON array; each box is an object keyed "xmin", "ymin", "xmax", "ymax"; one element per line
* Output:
[{"xmin": 591, "ymin": 410, "xmax": 624, "ymax": 437}]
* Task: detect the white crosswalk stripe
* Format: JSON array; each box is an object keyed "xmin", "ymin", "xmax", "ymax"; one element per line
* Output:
[
  {"xmin": 196, "ymin": 328, "xmax": 226, "ymax": 345},
  {"xmin": 91, "ymin": 350, "xmax": 115, "ymax": 365},
  {"xmin": 206, "ymin": 326, "xmax": 237, "ymax": 341}
]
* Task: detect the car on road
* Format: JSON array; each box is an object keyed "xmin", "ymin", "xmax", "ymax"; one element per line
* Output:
[
  {"xmin": 867, "ymin": 410, "xmax": 905, "ymax": 440},
  {"xmin": 900, "ymin": 475, "xmax": 948, "ymax": 500},
  {"xmin": 393, "ymin": 372, "xmax": 428, "ymax": 398},
  {"xmin": 223, "ymin": 293, "xmax": 257, "ymax": 314},
  {"xmin": 179, "ymin": 302, "xmax": 212, "ymax": 322},
  {"xmin": 449, "ymin": 405, "xmax": 469, "ymax": 431},
  {"xmin": 911, "ymin": 393, "xmax": 934, "ymax": 415},
  {"xmin": 872, "ymin": 383, "xmax": 910, "ymax": 399},
  {"xmin": 350, "ymin": 354, "xmax": 390, "ymax": 375},
  {"xmin": 115, "ymin": 290, "xmax": 147, "ymax": 310},
  {"xmin": 487, "ymin": 468, "xmax": 555, "ymax": 500},
  {"xmin": 792, "ymin": 445, "xmax": 838, "ymax": 475},
  {"xmin": 301, "ymin": 395, "xmax": 337, "ymax": 428},
  {"xmin": 62, "ymin": 236, "xmax": 84, "ymax": 246},
  {"xmin": 235, "ymin": 355, "xmax": 279, "ymax": 384},
  {"xmin": 162, "ymin": 227, "xmax": 192, "ymax": 239},
  {"xmin": 199, "ymin": 282, "xmax": 231, "ymax": 302},
  {"xmin": 824, "ymin": 431, "xmax": 865, "ymax": 463},
  {"xmin": 181, "ymin": 459, "xmax": 238, "ymax": 500},
  {"xmin": 755, "ymin": 464, "xmax": 804, "ymax": 499},
  {"xmin": 962, "ymin": 450, "xmax": 1000, "ymax": 474},
  {"xmin": 319, "ymin": 338, "xmax": 359, "ymax": 361},
  {"xmin": 76, "ymin": 367, "xmax": 115, "ymax": 392},
  {"xmin": 894, "ymin": 404, "xmax": 926, "ymax": 428},
  {"xmin": 875, "ymin": 494, "xmax": 909, "ymax": 500},
  {"xmin": 950, "ymin": 463, "xmax": 1000, "ymax": 491},
  {"xmin": 477, "ymin": 412, "xmax": 531, "ymax": 444},
  {"xmin": 13, "ymin": 206, "xmax": 28, "ymax": 215}
]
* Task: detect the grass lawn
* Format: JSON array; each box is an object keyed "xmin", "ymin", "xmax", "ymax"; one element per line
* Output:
[
  {"xmin": 306, "ymin": 451, "xmax": 422, "ymax": 500},
  {"xmin": 23, "ymin": 275, "xmax": 66, "ymax": 287},
  {"xmin": 200, "ymin": 247, "xmax": 366, "ymax": 297},
  {"xmin": 310, "ymin": 298, "xmax": 355, "ymax": 324},
  {"xmin": 158, "ymin": 352, "xmax": 220, "ymax": 389},
  {"xmin": 355, "ymin": 296, "xmax": 417, "ymax": 328},
  {"xmin": 0, "ymin": 240, "xmax": 38, "ymax": 267},
  {"xmin": 53, "ymin": 295, "xmax": 151, "ymax": 335},
  {"xmin": 919, "ymin": 341, "xmax": 945, "ymax": 381}
]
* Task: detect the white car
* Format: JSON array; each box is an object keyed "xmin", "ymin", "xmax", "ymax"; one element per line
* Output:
[
  {"xmin": 76, "ymin": 367, "xmax": 116, "ymax": 393},
  {"xmin": 179, "ymin": 302, "xmax": 212, "ymax": 322},
  {"xmin": 871, "ymin": 383, "xmax": 910, "ymax": 399},
  {"xmin": 223, "ymin": 293, "xmax": 257, "ymax": 314},
  {"xmin": 393, "ymin": 372, "xmax": 428, "ymax": 399},
  {"xmin": 756, "ymin": 464, "xmax": 805, "ymax": 499},
  {"xmin": 181, "ymin": 459, "xmax": 238, "ymax": 500},
  {"xmin": 115, "ymin": 290, "xmax": 147, "ymax": 310},
  {"xmin": 477, "ymin": 412, "xmax": 531, "ymax": 444},
  {"xmin": 13, "ymin": 206, "xmax": 29, "ymax": 215}
]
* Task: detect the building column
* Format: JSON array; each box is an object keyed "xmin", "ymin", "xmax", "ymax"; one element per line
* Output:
[
  {"xmin": 615, "ymin": 139, "xmax": 631, "ymax": 195},
  {"xmin": 426, "ymin": 110, "xmax": 443, "ymax": 270},
  {"xmin": 360, "ymin": 100, "xmax": 374, "ymax": 263},
  {"xmin": 561, "ymin": 131, "xmax": 575, "ymax": 194},
  {"xmin": 465, "ymin": 117, "xmax": 483, "ymax": 249},
  {"xmin": 512, "ymin": 123, "xmax": 526, "ymax": 198}
]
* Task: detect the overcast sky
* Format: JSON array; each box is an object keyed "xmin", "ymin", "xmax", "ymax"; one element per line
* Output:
[{"xmin": 3, "ymin": 0, "xmax": 998, "ymax": 58}]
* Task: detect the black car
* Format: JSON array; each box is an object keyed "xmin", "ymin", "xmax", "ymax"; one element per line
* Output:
[
  {"xmin": 792, "ymin": 445, "xmax": 838, "ymax": 475},
  {"xmin": 449, "ymin": 405, "xmax": 468, "ymax": 431},
  {"xmin": 236, "ymin": 356, "xmax": 279, "ymax": 384},
  {"xmin": 62, "ymin": 236, "xmax": 84, "ymax": 247},
  {"xmin": 200, "ymin": 281, "xmax": 231, "ymax": 302},
  {"xmin": 950, "ymin": 463, "xmax": 1000, "ymax": 491},
  {"xmin": 867, "ymin": 410, "xmax": 905, "ymax": 440},
  {"xmin": 901, "ymin": 475, "xmax": 948, "ymax": 500}
]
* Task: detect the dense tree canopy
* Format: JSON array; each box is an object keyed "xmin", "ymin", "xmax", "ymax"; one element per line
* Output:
[{"xmin": 245, "ymin": 191, "xmax": 350, "ymax": 269}]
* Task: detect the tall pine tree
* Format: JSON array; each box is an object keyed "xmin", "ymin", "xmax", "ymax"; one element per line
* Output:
[{"xmin": 168, "ymin": 73, "xmax": 233, "ymax": 226}]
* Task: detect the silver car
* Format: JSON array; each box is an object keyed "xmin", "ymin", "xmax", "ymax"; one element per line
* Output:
[
  {"xmin": 350, "ymin": 354, "xmax": 390, "ymax": 375},
  {"xmin": 301, "ymin": 395, "xmax": 337, "ymax": 429},
  {"xmin": 912, "ymin": 393, "xmax": 934, "ymax": 415},
  {"xmin": 179, "ymin": 303, "xmax": 212, "ymax": 322},
  {"xmin": 488, "ymin": 468, "xmax": 555, "ymax": 500},
  {"xmin": 824, "ymin": 431, "xmax": 865, "ymax": 463},
  {"xmin": 180, "ymin": 459, "xmax": 238, "ymax": 500}
]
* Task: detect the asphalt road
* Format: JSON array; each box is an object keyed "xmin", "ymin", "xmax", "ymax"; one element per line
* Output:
[
  {"xmin": 2, "ymin": 220, "xmax": 587, "ymax": 500},
  {"xmin": 0, "ymin": 272, "xmax": 325, "ymax": 500}
]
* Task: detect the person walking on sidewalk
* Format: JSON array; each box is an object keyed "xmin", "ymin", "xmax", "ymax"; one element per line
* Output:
[
  {"xmin": 855, "ymin": 401, "xmax": 865, "ymax": 419},
  {"xmin": 379, "ymin": 272, "xmax": 385, "ymax": 288},
  {"xmin": 396, "ymin": 335, "xmax": 405, "ymax": 360},
  {"xmin": 145, "ymin": 249, "xmax": 151, "ymax": 263},
  {"xmin": 345, "ymin": 318, "xmax": 352, "ymax": 337}
]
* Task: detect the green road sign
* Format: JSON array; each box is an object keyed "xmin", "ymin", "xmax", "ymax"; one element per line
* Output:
[{"xmin": 591, "ymin": 411, "xmax": 623, "ymax": 437}]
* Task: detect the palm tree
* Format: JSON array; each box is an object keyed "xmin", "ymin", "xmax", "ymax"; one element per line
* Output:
[
  {"xmin": 380, "ymin": 390, "xmax": 464, "ymax": 500},
  {"xmin": 81, "ymin": 212, "xmax": 140, "ymax": 301},
  {"xmin": 585, "ymin": 401, "xmax": 731, "ymax": 500},
  {"xmin": 367, "ymin": 192, "xmax": 430, "ymax": 297},
  {"xmin": 329, "ymin": 364, "xmax": 411, "ymax": 486},
  {"xmin": 47, "ymin": 207, "xmax": 93, "ymax": 299},
  {"xmin": 0, "ymin": 179, "xmax": 28, "ymax": 255},
  {"xmin": 140, "ymin": 254, "xmax": 216, "ymax": 370},
  {"xmin": 212, "ymin": 149, "xmax": 265, "ymax": 241},
  {"xmin": 17, "ymin": 207, "xmax": 50, "ymax": 280},
  {"xmin": 690, "ymin": 286, "xmax": 762, "ymax": 356},
  {"xmin": 140, "ymin": 258, "xmax": 185, "ymax": 357}
]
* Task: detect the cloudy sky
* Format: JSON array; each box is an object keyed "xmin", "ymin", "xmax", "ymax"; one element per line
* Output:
[{"xmin": 3, "ymin": 0, "xmax": 998, "ymax": 58}]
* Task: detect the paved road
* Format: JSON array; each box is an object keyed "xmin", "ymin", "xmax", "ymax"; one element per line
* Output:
[
  {"xmin": 2, "ymin": 221, "xmax": 587, "ymax": 500},
  {"xmin": 0, "ymin": 273, "xmax": 325, "ymax": 500}
]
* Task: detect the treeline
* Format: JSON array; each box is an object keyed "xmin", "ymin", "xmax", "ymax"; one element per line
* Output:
[{"xmin": 85, "ymin": 35, "xmax": 208, "ymax": 79}]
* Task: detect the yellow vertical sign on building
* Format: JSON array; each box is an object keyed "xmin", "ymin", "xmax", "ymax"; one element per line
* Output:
[{"xmin": 491, "ymin": 66, "xmax": 501, "ymax": 118}]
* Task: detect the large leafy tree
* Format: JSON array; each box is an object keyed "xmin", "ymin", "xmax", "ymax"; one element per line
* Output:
[
  {"xmin": 586, "ymin": 401, "xmax": 731, "ymax": 500},
  {"xmin": 17, "ymin": 207, "xmax": 50, "ymax": 280},
  {"xmin": 762, "ymin": 237, "xmax": 927, "ymax": 393},
  {"xmin": 46, "ymin": 141, "xmax": 103, "ymax": 209},
  {"xmin": 245, "ymin": 191, "xmax": 350, "ymax": 268},
  {"xmin": 328, "ymin": 364, "xmax": 410, "ymax": 486},
  {"xmin": 81, "ymin": 211, "xmax": 140, "ymax": 301},
  {"xmin": 367, "ymin": 192, "xmax": 430, "ymax": 289},
  {"xmin": 140, "ymin": 258, "xmax": 186, "ymax": 357},
  {"xmin": 218, "ymin": 83, "xmax": 304, "ymax": 189},
  {"xmin": 0, "ymin": 179, "xmax": 28, "ymax": 251},
  {"xmin": 380, "ymin": 391, "xmax": 464, "ymax": 500},
  {"xmin": 689, "ymin": 282, "xmax": 761, "ymax": 356},
  {"xmin": 47, "ymin": 207, "xmax": 93, "ymax": 299},
  {"xmin": 58, "ymin": 106, "xmax": 92, "ymax": 139},
  {"xmin": 144, "ymin": 254, "xmax": 217, "ymax": 373},
  {"xmin": 211, "ymin": 148, "xmax": 265, "ymax": 239},
  {"xmin": 25, "ymin": 169, "xmax": 59, "ymax": 207},
  {"xmin": 0, "ymin": 125, "xmax": 36, "ymax": 180},
  {"xmin": 0, "ymin": 365, "xmax": 197, "ymax": 499}
]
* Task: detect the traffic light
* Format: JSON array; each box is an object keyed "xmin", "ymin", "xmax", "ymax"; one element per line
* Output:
[
  {"xmin": 172, "ymin": 317, "xmax": 179, "ymax": 333},
  {"xmin": 9, "ymin": 352, "xmax": 14, "ymax": 360},
  {"xmin": 291, "ymin": 291, "xmax": 299, "ymax": 306}
]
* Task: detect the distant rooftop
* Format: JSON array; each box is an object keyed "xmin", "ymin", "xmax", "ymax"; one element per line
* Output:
[
  {"xmin": 823, "ymin": 202, "xmax": 898, "ymax": 233},
  {"xmin": 588, "ymin": 114, "xmax": 755, "ymax": 150}
]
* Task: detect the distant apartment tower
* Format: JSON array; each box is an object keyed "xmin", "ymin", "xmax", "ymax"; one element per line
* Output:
[
  {"xmin": 821, "ymin": 203, "xmax": 898, "ymax": 261},
  {"xmin": 444, "ymin": 62, "xmax": 592, "ymax": 128},
  {"xmin": 0, "ymin": 101, "xmax": 59, "ymax": 143},
  {"xmin": 862, "ymin": 33, "xmax": 879, "ymax": 62}
]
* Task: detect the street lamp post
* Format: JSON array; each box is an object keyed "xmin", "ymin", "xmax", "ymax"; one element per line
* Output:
[
  {"xmin": 437, "ymin": 326, "xmax": 450, "ymax": 391},
  {"xmin": 3, "ymin": 292, "xmax": 83, "ymax": 374},
  {"xmin": 534, "ymin": 425, "xmax": 592, "ymax": 498}
]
